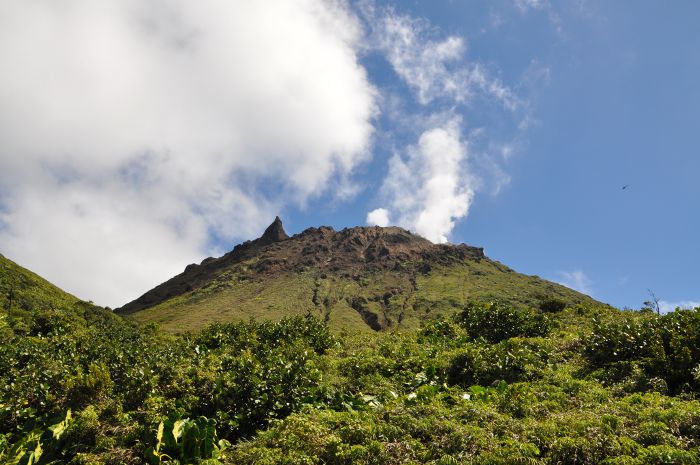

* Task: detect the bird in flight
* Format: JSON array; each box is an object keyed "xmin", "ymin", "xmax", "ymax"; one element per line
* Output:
[{"xmin": 622, "ymin": 185, "xmax": 629, "ymax": 190}]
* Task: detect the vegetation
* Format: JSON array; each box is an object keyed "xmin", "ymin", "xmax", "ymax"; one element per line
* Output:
[
  {"xmin": 0, "ymin": 253, "xmax": 79, "ymax": 313},
  {"xmin": 2, "ymin": 253, "xmax": 700, "ymax": 464},
  {"xmin": 125, "ymin": 259, "xmax": 594, "ymax": 334}
]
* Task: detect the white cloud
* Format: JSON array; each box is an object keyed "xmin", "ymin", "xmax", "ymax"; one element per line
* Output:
[
  {"xmin": 514, "ymin": 0, "xmax": 546, "ymax": 13},
  {"xmin": 0, "ymin": 0, "xmax": 377, "ymax": 306},
  {"xmin": 658, "ymin": 300, "xmax": 700, "ymax": 314},
  {"xmin": 366, "ymin": 208, "xmax": 390, "ymax": 227},
  {"xmin": 362, "ymin": 4, "xmax": 518, "ymax": 109},
  {"xmin": 0, "ymin": 179, "xmax": 209, "ymax": 307},
  {"xmin": 374, "ymin": 118, "xmax": 473, "ymax": 243},
  {"xmin": 556, "ymin": 270, "xmax": 593, "ymax": 295}
]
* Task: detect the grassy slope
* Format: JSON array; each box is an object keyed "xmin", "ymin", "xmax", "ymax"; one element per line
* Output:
[
  {"xmin": 127, "ymin": 257, "xmax": 597, "ymax": 333},
  {"xmin": 0, "ymin": 252, "xmax": 79, "ymax": 313}
]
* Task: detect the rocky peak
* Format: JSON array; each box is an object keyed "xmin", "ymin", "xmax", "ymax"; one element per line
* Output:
[
  {"xmin": 258, "ymin": 216, "xmax": 289, "ymax": 245},
  {"xmin": 116, "ymin": 221, "xmax": 485, "ymax": 315}
]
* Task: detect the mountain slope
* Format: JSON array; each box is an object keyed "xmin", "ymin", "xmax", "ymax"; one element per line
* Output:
[
  {"xmin": 116, "ymin": 218, "xmax": 599, "ymax": 332},
  {"xmin": 0, "ymin": 252, "xmax": 80, "ymax": 312}
]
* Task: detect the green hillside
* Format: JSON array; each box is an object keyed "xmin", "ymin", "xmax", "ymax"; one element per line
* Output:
[
  {"xmin": 0, "ymin": 252, "xmax": 80, "ymax": 313},
  {"xmin": 118, "ymin": 221, "xmax": 599, "ymax": 333},
  {"xmin": 128, "ymin": 260, "xmax": 594, "ymax": 333}
]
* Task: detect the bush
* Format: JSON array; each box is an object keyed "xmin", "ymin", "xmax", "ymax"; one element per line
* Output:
[
  {"xmin": 195, "ymin": 315, "xmax": 334, "ymax": 355},
  {"xmin": 637, "ymin": 445, "xmax": 699, "ymax": 465},
  {"xmin": 66, "ymin": 363, "xmax": 114, "ymax": 409},
  {"xmin": 193, "ymin": 339, "xmax": 323, "ymax": 437},
  {"xmin": 447, "ymin": 337, "xmax": 553, "ymax": 387},
  {"xmin": 659, "ymin": 309, "xmax": 700, "ymax": 391},
  {"xmin": 584, "ymin": 309, "xmax": 700, "ymax": 393},
  {"xmin": 417, "ymin": 319, "xmax": 463, "ymax": 346},
  {"xmin": 539, "ymin": 297, "xmax": 567, "ymax": 313},
  {"xmin": 584, "ymin": 313, "xmax": 663, "ymax": 367},
  {"xmin": 454, "ymin": 301, "xmax": 552, "ymax": 343}
]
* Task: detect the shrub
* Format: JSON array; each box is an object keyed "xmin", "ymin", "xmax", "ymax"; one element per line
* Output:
[
  {"xmin": 637, "ymin": 445, "xmax": 699, "ymax": 465},
  {"xmin": 584, "ymin": 309, "xmax": 700, "ymax": 393},
  {"xmin": 195, "ymin": 315, "xmax": 334, "ymax": 355},
  {"xmin": 659, "ymin": 309, "xmax": 700, "ymax": 391},
  {"xmin": 455, "ymin": 301, "xmax": 552, "ymax": 343},
  {"xmin": 447, "ymin": 338, "xmax": 553, "ymax": 387},
  {"xmin": 418, "ymin": 318, "xmax": 463, "ymax": 346},
  {"xmin": 539, "ymin": 297, "xmax": 567, "ymax": 313},
  {"xmin": 4, "ymin": 288, "xmax": 700, "ymax": 465},
  {"xmin": 66, "ymin": 363, "xmax": 114, "ymax": 409},
  {"xmin": 584, "ymin": 313, "xmax": 663, "ymax": 368},
  {"xmin": 191, "ymin": 321, "xmax": 327, "ymax": 437}
]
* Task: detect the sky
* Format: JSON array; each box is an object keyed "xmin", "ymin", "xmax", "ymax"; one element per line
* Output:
[{"xmin": 0, "ymin": 0, "xmax": 698, "ymax": 311}]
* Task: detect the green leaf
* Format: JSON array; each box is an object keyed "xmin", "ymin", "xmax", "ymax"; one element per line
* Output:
[
  {"xmin": 217, "ymin": 438, "xmax": 231, "ymax": 453},
  {"xmin": 144, "ymin": 446, "xmax": 159, "ymax": 465},
  {"xmin": 201, "ymin": 423, "xmax": 216, "ymax": 459},
  {"xmin": 155, "ymin": 422, "xmax": 164, "ymax": 452},
  {"xmin": 171, "ymin": 419, "xmax": 186, "ymax": 443},
  {"xmin": 24, "ymin": 441, "xmax": 42, "ymax": 465},
  {"xmin": 47, "ymin": 409, "xmax": 72, "ymax": 440},
  {"xmin": 180, "ymin": 422, "xmax": 201, "ymax": 461}
]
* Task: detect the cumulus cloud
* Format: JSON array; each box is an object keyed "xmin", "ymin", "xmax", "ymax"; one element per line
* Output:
[
  {"xmin": 658, "ymin": 300, "xmax": 700, "ymax": 314},
  {"xmin": 556, "ymin": 270, "xmax": 593, "ymax": 295},
  {"xmin": 366, "ymin": 208, "xmax": 390, "ymax": 227},
  {"xmin": 0, "ymin": 0, "xmax": 376, "ymax": 306},
  {"xmin": 375, "ymin": 118, "xmax": 473, "ymax": 243}
]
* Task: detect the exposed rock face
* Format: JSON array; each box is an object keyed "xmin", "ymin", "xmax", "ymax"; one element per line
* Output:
[
  {"xmin": 258, "ymin": 216, "xmax": 288, "ymax": 245},
  {"xmin": 115, "ymin": 218, "xmax": 484, "ymax": 315},
  {"xmin": 289, "ymin": 225, "xmax": 483, "ymax": 274}
]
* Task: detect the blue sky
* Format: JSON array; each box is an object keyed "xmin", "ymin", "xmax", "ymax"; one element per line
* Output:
[
  {"xmin": 0, "ymin": 0, "xmax": 698, "ymax": 310},
  {"xmin": 289, "ymin": 0, "xmax": 700, "ymax": 310}
]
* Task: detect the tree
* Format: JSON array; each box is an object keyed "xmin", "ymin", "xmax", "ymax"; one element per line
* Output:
[{"xmin": 643, "ymin": 289, "xmax": 661, "ymax": 315}]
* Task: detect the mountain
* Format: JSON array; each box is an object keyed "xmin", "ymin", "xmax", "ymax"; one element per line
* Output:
[{"xmin": 116, "ymin": 218, "xmax": 598, "ymax": 332}]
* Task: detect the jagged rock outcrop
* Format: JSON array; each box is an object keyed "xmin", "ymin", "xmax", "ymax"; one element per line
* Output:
[{"xmin": 258, "ymin": 216, "xmax": 289, "ymax": 245}]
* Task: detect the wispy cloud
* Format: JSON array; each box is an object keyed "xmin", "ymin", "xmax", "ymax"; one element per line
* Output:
[
  {"xmin": 360, "ymin": 3, "xmax": 519, "ymax": 109},
  {"xmin": 514, "ymin": 0, "xmax": 547, "ymax": 14},
  {"xmin": 556, "ymin": 270, "xmax": 593, "ymax": 295}
]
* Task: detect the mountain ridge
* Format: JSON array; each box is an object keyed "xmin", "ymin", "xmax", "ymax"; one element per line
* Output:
[{"xmin": 116, "ymin": 218, "xmax": 599, "ymax": 332}]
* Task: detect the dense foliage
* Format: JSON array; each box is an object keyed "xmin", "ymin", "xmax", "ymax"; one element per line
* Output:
[
  {"xmin": 454, "ymin": 301, "xmax": 553, "ymax": 343},
  {"xmin": 584, "ymin": 308, "xmax": 700, "ymax": 394},
  {"xmin": 2, "ymin": 290, "xmax": 700, "ymax": 464}
]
